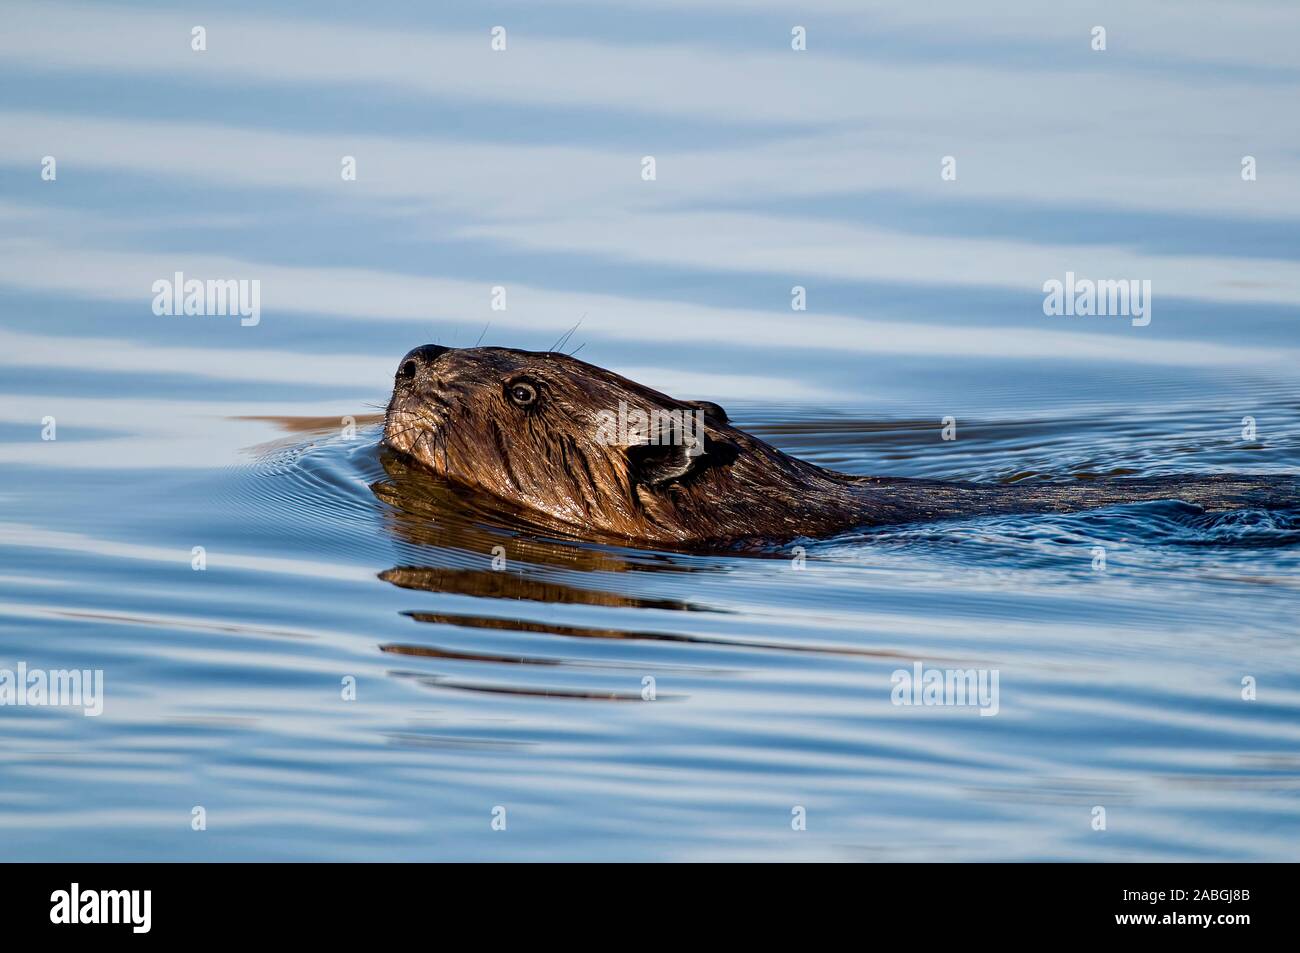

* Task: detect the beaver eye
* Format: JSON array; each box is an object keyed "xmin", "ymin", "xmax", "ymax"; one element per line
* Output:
[{"xmin": 506, "ymin": 379, "xmax": 538, "ymax": 407}]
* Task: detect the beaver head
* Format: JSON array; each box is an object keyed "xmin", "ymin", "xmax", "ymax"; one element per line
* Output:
[{"xmin": 382, "ymin": 345, "xmax": 863, "ymax": 545}]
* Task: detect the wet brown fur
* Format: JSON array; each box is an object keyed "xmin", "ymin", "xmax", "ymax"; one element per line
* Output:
[{"xmin": 384, "ymin": 346, "xmax": 1296, "ymax": 547}]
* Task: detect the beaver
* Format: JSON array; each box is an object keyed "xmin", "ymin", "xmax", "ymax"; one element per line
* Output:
[{"xmin": 382, "ymin": 344, "xmax": 1296, "ymax": 547}]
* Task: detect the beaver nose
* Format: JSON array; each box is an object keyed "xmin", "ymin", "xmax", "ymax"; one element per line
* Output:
[{"xmin": 396, "ymin": 344, "xmax": 450, "ymax": 381}]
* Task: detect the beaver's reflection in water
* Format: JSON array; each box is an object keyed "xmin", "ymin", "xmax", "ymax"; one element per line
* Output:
[{"xmin": 371, "ymin": 448, "xmax": 924, "ymax": 702}]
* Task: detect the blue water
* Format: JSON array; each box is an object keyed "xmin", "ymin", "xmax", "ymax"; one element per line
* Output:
[{"xmin": 1, "ymin": 1, "xmax": 1298, "ymax": 861}]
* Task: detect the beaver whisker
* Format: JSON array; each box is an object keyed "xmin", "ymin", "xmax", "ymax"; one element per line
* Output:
[
  {"xmin": 413, "ymin": 391, "xmax": 452, "ymax": 411},
  {"xmin": 549, "ymin": 316, "xmax": 585, "ymax": 354},
  {"xmin": 383, "ymin": 430, "xmax": 423, "ymax": 452},
  {"xmin": 436, "ymin": 427, "xmax": 449, "ymax": 475},
  {"xmin": 404, "ymin": 427, "xmax": 437, "ymax": 472},
  {"xmin": 381, "ymin": 405, "xmax": 444, "ymax": 459},
  {"xmin": 381, "ymin": 420, "xmax": 429, "ymax": 442}
]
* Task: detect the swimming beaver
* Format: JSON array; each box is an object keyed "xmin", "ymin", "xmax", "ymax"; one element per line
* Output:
[{"xmin": 382, "ymin": 345, "xmax": 1296, "ymax": 547}]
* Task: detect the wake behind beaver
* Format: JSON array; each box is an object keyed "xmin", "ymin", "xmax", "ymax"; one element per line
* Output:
[{"xmin": 381, "ymin": 345, "xmax": 1297, "ymax": 548}]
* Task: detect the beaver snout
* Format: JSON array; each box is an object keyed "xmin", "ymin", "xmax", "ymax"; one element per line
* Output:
[{"xmin": 395, "ymin": 344, "xmax": 451, "ymax": 383}]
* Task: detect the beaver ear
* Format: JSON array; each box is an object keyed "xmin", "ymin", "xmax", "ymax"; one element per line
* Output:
[
  {"xmin": 628, "ymin": 432, "xmax": 740, "ymax": 485},
  {"xmin": 627, "ymin": 437, "xmax": 705, "ymax": 486},
  {"xmin": 682, "ymin": 400, "xmax": 728, "ymax": 424}
]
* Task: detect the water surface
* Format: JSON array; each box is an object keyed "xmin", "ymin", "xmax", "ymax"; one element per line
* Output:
[{"xmin": 2, "ymin": 0, "xmax": 1298, "ymax": 861}]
